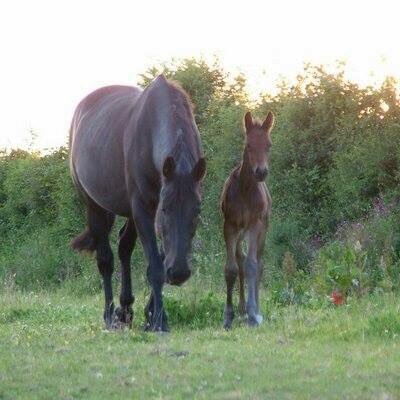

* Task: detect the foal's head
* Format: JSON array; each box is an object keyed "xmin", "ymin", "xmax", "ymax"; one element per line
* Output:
[
  {"xmin": 243, "ymin": 111, "xmax": 275, "ymax": 181},
  {"xmin": 158, "ymin": 157, "xmax": 206, "ymax": 286}
]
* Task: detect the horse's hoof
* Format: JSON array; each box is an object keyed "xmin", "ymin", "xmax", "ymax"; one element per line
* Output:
[
  {"xmin": 108, "ymin": 321, "xmax": 131, "ymax": 331},
  {"xmin": 104, "ymin": 306, "xmax": 133, "ymax": 330},
  {"xmin": 114, "ymin": 306, "xmax": 133, "ymax": 326},
  {"xmin": 224, "ymin": 308, "xmax": 234, "ymax": 330},
  {"xmin": 155, "ymin": 330, "xmax": 169, "ymax": 336},
  {"xmin": 247, "ymin": 314, "xmax": 263, "ymax": 327},
  {"xmin": 144, "ymin": 323, "xmax": 169, "ymax": 333},
  {"xmin": 143, "ymin": 313, "xmax": 169, "ymax": 333},
  {"xmin": 103, "ymin": 302, "xmax": 116, "ymax": 330},
  {"xmin": 223, "ymin": 320, "xmax": 233, "ymax": 330}
]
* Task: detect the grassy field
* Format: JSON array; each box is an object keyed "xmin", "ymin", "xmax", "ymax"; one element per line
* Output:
[{"xmin": 1, "ymin": 286, "xmax": 400, "ymax": 399}]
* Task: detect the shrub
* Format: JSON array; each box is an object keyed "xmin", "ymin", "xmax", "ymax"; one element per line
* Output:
[{"xmin": 1, "ymin": 58, "xmax": 400, "ymax": 296}]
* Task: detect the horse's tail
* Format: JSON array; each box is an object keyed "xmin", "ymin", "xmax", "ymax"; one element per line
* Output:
[{"xmin": 70, "ymin": 229, "xmax": 97, "ymax": 253}]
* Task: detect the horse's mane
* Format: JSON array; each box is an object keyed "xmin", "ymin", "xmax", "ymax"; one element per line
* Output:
[{"xmin": 166, "ymin": 80, "xmax": 194, "ymax": 111}]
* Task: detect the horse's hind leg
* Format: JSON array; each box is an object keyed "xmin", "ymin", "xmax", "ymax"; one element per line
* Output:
[
  {"xmin": 82, "ymin": 200, "xmax": 115, "ymax": 329},
  {"xmin": 236, "ymin": 241, "xmax": 246, "ymax": 316},
  {"xmin": 223, "ymin": 222, "xmax": 240, "ymax": 330},
  {"xmin": 114, "ymin": 219, "xmax": 137, "ymax": 328}
]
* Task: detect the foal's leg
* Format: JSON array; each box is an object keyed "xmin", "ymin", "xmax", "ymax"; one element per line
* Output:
[
  {"xmin": 86, "ymin": 202, "xmax": 116, "ymax": 329},
  {"xmin": 236, "ymin": 241, "xmax": 246, "ymax": 316},
  {"xmin": 255, "ymin": 226, "xmax": 267, "ymax": 320},
  {"xmin": 245, "ymin": 222, "xmax": 264, "ymax": 327},
  {"xmin": 114, "ymin": 219, "xmax": 137, "ymax": 328},
  {"xmin": 223, "ymin": 222, "xmax": 240, "ymax": 330}
]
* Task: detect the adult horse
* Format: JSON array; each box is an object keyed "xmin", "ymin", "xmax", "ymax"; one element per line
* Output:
[
  {"xmin": 69, "ymin": 75, "xmax": 206, "ymax": 331},
  {"xmin": 220, "ymin": 111, "xmax": 274, "ymax": 329}
]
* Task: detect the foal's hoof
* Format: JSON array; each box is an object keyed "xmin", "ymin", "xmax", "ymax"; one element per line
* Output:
[
  {"xmin": 247, "ymin": 314, "xmax": 263, "ymax": 327},
  {"xmin": 238, "ymin": 302, "xmax": 246, "ymax": 317}
]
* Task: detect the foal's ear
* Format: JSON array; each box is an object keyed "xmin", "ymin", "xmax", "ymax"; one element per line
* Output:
[
  {"xmin": 261, "ymin": 111, "xmax": 275, "ymax": 133},
  {"xmin": 163, "ymin": 156, "xmax": 175, "ymax": 179},
  {"xmin": 192, "ymin": 157, "xmax": 206, "ymax": 182},
  {"xmin": 244, "ymin": 111, "xmax": 253, "ymax": 133}
]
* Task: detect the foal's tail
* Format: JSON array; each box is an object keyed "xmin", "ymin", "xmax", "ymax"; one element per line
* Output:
[{"xmin": 70, "ymin": 229, "xmax": 96, "ymax": 253}]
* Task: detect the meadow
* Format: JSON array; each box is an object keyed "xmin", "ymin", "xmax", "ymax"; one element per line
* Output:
[
  {"xmin": 1, "ymin": 58, "xmax": 400, "ymax": 398},
  {"xmin": 1, "ymin": 286, "xmax": 400, "ymax": 399}
]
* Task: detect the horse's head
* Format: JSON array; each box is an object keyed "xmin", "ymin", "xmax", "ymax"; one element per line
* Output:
[
  {"xmin": 243, "ymin": 111, "xmax": 275, "ymax": 181},
  {"xmin": 158, "ymin": 156, "xmax": 206, "ymax": 286}
]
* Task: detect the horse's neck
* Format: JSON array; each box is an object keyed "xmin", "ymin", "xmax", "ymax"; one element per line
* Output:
[
  {"xmin": 238, "ymin": 150, "xmax": 258, "ymax": 194},
  {"xmin": 149, "ymin": 97, "xmax": 199, "ymax": 173},
  {"xmin": 172, "ymin": 134, "xmax": 196, "ymax": 174}
]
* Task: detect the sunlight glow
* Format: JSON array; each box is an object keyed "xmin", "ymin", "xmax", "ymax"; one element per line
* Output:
[{"xmin": 0, "ymin": 0, "xmax": 400, "ymax": 150}]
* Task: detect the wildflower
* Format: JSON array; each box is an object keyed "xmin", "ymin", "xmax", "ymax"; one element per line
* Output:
[{"xmin": 331, "ymin": 290, "xmax": 344, "ymax": 306}]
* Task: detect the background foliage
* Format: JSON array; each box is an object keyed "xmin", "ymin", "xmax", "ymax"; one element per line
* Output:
[{"xmin": 1, "ymin": 58, "xmax": 400, "ymax": 303}]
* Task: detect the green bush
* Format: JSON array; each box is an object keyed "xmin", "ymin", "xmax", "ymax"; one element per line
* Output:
[
  {"xmin": 1, "ymin": 58, "xmax": 400, "ymax": 302},
  {"xmin": 313, "ymin": 242, "xmax": 369, "ymax": 297}
]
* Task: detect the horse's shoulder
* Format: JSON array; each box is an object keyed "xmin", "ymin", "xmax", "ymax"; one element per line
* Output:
[{"xmin": 220, "ymin": 166, "xmax": 241, "ymax": 214}]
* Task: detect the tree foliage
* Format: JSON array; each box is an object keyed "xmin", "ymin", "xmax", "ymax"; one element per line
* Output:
[{"xmin": 1, "ymin": 59, "xmax": 400, "ymax": 295}]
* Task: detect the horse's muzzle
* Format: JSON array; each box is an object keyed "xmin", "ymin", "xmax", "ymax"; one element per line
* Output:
[
  {"xmin": 166, "ymin": 266, "xmax": 191, "ymax": 286},
  {"xmin": 254, "ymin": 167, "xmax": 268, "ymax": 181}
]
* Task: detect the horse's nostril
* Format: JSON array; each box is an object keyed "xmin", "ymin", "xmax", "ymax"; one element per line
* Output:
[
  {"xmin": 166, "ymin": 267, "xmax": 191, "ymax": 286},
  {"xmin": 255, "ymin": 168, "xmax": 268, "ymax": 181},
  {"xmin": 166, "ymin": 267, "xmax": 174, "ymax": 282}
]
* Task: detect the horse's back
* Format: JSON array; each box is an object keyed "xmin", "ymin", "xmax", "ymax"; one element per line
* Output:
[
  {"xmin": 70, "ymin": 85, "xmax": 140, "ymax": 142},
  {"xmin": 70, "ymin": 85, "xmax": 142, "ymax": 216}
]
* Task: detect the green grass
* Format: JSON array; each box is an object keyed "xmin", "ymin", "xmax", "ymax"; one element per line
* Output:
[{"xmin": 1, "ymin": 287, "xmax": 400, "ymax": 399}]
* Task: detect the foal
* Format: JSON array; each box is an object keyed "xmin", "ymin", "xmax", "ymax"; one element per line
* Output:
[{"xmin": 220, "ymin": 111, "xmax": 274, "ymax": 329}]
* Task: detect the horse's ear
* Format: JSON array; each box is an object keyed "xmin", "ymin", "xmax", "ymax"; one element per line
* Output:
[
  {"xmin": 192, "ymin": 157, "xmax": 206, "ymax": 182},
  {"xmin": 244, "ymin": 111, "xmax": 253, "ymax": 133},
  {"xmin": 262, "ymin": 111, "xmax": 275, "ymax": 133},
  {"xmin": 163, "ymin": 156, "xmax": 175, "ymax": 179}
]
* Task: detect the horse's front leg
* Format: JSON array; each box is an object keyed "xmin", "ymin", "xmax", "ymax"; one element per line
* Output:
[
  {"xmin": 223, "ymin": 222, "xmax": 240, "ymax": 330},
  {"xmin": 132, "ymin": 198, "xmax": 168, "ymax": 332},
  {"xmin": 144, "ymin": 246, "xmax": 165, "ymax": 328},
  {"xmin": 246, "ymin": 223, "xmax": 264, "ymax": 327}
]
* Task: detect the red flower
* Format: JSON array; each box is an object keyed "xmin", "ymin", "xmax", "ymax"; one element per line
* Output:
[{"xmin": 331, "ymin": 290, "xmax": 344, "ymax": 306}]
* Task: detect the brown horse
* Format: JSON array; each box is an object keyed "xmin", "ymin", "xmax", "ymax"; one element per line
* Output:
[
  {"xmin": 69, "ymin": 75, "xmax": 206, "ymax": 331},
  {"xmin": 220, "ymin": 111, "xmax": 274, "ymax": 329}
]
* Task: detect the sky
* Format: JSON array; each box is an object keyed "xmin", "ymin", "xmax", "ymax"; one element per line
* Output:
[{"xmin": 1, "ymin": 0, "xmax": 399, "ymax": 150}]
